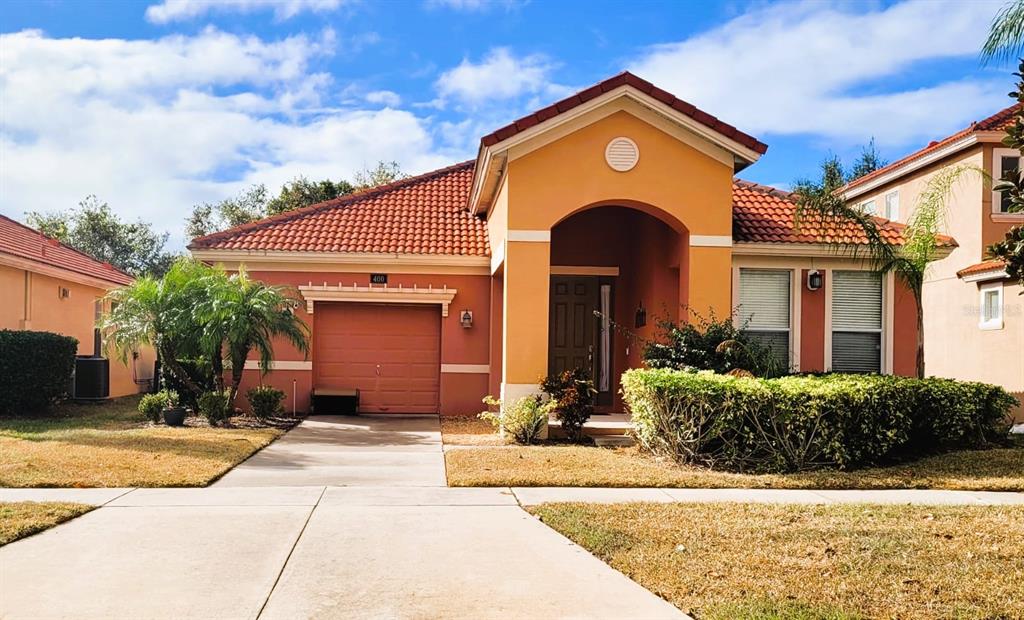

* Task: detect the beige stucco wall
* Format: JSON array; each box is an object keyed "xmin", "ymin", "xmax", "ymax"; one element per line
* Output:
[
  {"xmin": 852, "ymin": 145, "xmax": 1023, "ymax": 414},
  {"xmin": 0, "ymin": 263, "xmax": 153, "ymax": 398}
]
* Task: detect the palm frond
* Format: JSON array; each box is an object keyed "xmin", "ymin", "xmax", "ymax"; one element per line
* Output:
[{"xmin": 982, "ymin": 0, "xmax": 1024, "ymax": 64}]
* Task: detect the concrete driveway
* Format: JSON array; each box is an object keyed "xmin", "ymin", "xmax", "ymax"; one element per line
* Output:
[
  {"xmin": 0, "ymin": 416, "xmax": 684, "ymax": 620},
  {"xmin": 215, "ymin": 415, "xmax": 447, "ymax": 487}
]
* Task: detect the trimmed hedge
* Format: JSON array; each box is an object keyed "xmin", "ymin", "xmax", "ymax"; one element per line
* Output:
[
  {"xmin": 0, "ymin": 330, "xmax": 78, "ymax": 415},
  {"xmin": 621, "ymin": 368, "xmax": 1017, "ymax": 473}
]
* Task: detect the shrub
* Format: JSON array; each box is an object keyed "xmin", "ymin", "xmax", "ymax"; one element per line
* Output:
[
  {"xmin": 642, "ymin": 312, "xmax": 784, "ymax": 377},
  {"xmin": 541, "ymin": 368, "xmax": 597, "ymax": 443},
  {"xmin": 479, "ymin": 395, "xmax": 554, "ymax": 445},
  {"xmin": 622, "ymin": 368, "xmax": 1017, "ymax": 473},
  {"xmin": 139, "ymin": 391, "xmax": 173, "ymax": 420},
  {"xmin": 247, "ymin": 385, "xmax": 285, "ymax": 419},
  {"xmin": 0, "ymin": 330, "xmax": 78, "ymax": 415},
  {"xmin": 197, "ymin": 390, "xmax": 232, "ymax": 427}
]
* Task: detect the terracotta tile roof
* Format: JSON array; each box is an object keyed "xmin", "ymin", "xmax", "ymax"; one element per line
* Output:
[
  {"xmin": 0, "ymin": 215, "xmax": 134, "ymax": 286},
  {"xmin": 957, "ymin": 260, "xmax": 1007, "ymax": 278},
  {"xmin": 731, "ymin": 180, "xmax": 956, "ymax": 247},
  {"xmin": 844, "ymin": 103, "xmax": 1021, "ymax": 193},
  {"xmin": 479, "ymin": 71, "xmax": 768, "ymax": 156},
  {"xmin": 189, "ymin": 161, "xmax": 489, "ymax": 256},
  {"xmin": 191, "ymin": 160, "xmax": 949, "ymax": 255}
]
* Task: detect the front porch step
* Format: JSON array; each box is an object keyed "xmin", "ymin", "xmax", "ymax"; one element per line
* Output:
[
  {"xmin": 548, "ymin": 414, "xmax": 634, "ymax": 439},
  {"xmin": 593, "ymin": 435, "xmax": 636, "ymax": 448}
]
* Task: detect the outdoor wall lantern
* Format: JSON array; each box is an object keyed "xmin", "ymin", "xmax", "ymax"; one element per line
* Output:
[
  {"xmin": 807, "ymin": 270, "xmax": 823, "ymax": 291},
  {"xmin": 460, "ymin": 310, "xmax": 474, "ymax": 328},
  {"xmin": 634, "ymin": 302, "xmax": 647, "ymax": 329}
]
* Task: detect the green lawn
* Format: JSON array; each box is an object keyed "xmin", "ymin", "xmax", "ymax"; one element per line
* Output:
[
  {"xmin": 0, "ymin": 396, "xmax": 292, "ymax": 487},
  {"xmin": 531, "ymin": 502, "xmax": 1024, "ymax": 619},
  {"xmin": 0, "ymin": 502, "xmax": 94, "ymax": 546}
]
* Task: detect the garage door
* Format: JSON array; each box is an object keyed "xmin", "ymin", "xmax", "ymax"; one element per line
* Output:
[{"xmin": 314, "ymin": 303, "xmax": 440, "ymax": 414}]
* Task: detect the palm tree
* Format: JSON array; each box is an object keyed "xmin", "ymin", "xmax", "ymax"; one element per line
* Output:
[
  {"xmin": 794, "ymin": 164, "xmax": 964, "ymax": 379},
  {"xmin": 101, "ymin": 258, "xmax": 209, "ymax": 394},
  {"xmin": 982, "ymin": 0, "xmax": 1024, "ymax": 64},
  {"xmin": 196, "ymin": 268, "xmax": 309, "ymax": 405}
]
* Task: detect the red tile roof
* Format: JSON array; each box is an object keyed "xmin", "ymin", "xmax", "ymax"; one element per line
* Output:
[
  {"xmin": 957, "ymin": 260, "xmax": 1007, "ymax": 278},
  {"xmin": 844, "ymin": 103, "xmax": 1021, "ymax": 193},
  {"xmin": 478, "ymin": 72, "xmax": 768, "ymax": 156},
  {"xmin": 191, "ymin": 161, "xmax": 947, "ymax": 254},
  {"xmin": 189, "ymin": 161, "xmax": 489, "ymax": 256},
  {"xmin": 731, "ymin": 180, "xmax": 955, "ymax": 247},
  {"xmin": 0, "ymin": 215, "xmax": 134, "ymax": 286}
]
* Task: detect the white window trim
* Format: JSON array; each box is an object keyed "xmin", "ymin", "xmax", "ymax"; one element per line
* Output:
[
  {"xmin": 992, "ymin": 147, "xmax": 1021, "ymax": 214},
  {"xmin": 827, "ymin": 269, "xmax": 889, "ymax": 374},
  {"xmin": 979, "ymin": 282, "xmax": 1004, "ymax": 330},
  {"xmin": 861, "ymin": 199, "xmax": 878, "ymax": 216},
  {"xmin": 733, "ymin": 267, "xmax": 798, "ymax": 372},
  {"xmin": 884, "ymin": 190, "xmax": 899, "ymax": 221}
]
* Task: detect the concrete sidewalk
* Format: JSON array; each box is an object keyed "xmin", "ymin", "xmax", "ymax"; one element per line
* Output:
[
  {"xmin": 0, "ymin": 486, "xmax": 683, "ymax": 620},
  {"xmin": 4, "ymin": 485, "xmax": 1022, "ymax": 507}
]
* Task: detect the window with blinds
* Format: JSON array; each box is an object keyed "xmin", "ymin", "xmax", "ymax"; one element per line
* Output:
[
  {"xmin": 738, "ymin": 269, "xmax": 791, "ymax": 370},
  {"xmin": 831, "ymin": 271, "xmax": 882, "ymax": 373}
]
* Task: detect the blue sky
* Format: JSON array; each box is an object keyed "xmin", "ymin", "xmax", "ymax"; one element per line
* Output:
[{"xmin": 0, "ymin": 0, "xmax": 1014, "ymax": 248}]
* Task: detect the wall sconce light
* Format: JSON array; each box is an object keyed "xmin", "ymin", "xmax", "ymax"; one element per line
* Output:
[
  {"xmin": 58, "ymin": 287, "xmax": 70, "ymax": 299},
  {"xmin": 807, "ymin": 270, "xmax": 823, "ymax": 291},
  {"xmin": 460, "ymin": 310, "xmax": 473, "ymax": 328},
  {"xmin": 634, "ymin": 303, "xmax": 647, "ymax": 329}
]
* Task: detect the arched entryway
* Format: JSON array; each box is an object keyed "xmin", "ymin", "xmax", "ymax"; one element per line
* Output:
[{"xmin": 548, "ymin": 203, "xmax": 686, "ymax": 411}]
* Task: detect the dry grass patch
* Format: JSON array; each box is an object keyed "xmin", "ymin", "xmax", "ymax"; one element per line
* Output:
[
  {"xmin": 0, "ymin": 502, "xmax": 94, "ymax": 546},
  {"xmin": 0, "ymin": 396, "xmax": 289, "ymax": 487},
  {"xmin": 445, "ymin": 443, "xmax": 1024, "ymax": 491},
  {"xmin": 440, "ymin": 415, "xmax": 510, "ymax": 446},
  {"xmin": 531, "ymin": 502, "xmax": 1024, "ymax": 619}
]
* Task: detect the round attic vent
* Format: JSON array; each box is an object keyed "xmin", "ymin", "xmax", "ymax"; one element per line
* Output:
[{"xmin": 605, "ymin": 137, "xmax": 639, "ymax": 172}]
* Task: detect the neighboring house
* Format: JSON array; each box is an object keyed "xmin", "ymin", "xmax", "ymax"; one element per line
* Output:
[
  {"xmin": 190, "ymin": 72, "xmax": 948, "ymax": 416},
  {"xmin": 841, "ymin": 105, "xmax": 1024, "ymax": 421},
  {"xmin": 0, "ymin": 215, "xmax": 154, "ymax": 397}
]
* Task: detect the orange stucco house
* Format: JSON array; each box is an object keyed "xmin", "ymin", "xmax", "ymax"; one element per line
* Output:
[
  {"xmin": 0, "ymin": 215, "xmax": 155, "ymax": 398},
  {"xmin": 190, "ymin": 73, "xmax": 944, "ymax": 416}
]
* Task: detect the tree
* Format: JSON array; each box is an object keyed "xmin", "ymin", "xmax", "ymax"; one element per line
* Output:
[
  {"xmin": 353, "ymin": 160, "xmax": 407, "ymax": 190},
  {"xmin": 847, "ymin": 138, "xmax": 887, "ymax": 182},
  {"xmin": 266, "ymin": 176, "xmax": 354, "ymax": 215},
  {"xmin": 185, "ymin": 184, "xmax": 271, "ymax": 239},
  {"xmin": 794, "ymin": 160, "xmax": 962, "ymax": 379},
  {"xmin": 100, "ymin": 258, "xmax": 210, "ymax": 395},
  {"xmin": 982, "ymin": 0, "xmax": 1024, "ymax": 64},
  {"xmin": 196, "ymin": 268, "xmax": 309, "ymax": 405},
  {"xmin": 986, "ymin": 60, "xmax": 1024, "ymax": 289},
  {"xmin": 184, "ymin": 161, "xmax": 404, "ymax": 238},
  {"xmin": 26, "ymin": 196, "xmax": 176, "ymax": 277}
]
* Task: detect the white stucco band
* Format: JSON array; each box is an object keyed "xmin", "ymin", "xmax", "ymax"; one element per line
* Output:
[
  {"xmin": 689, "ymin": 235, "xmax": 733, "ymax": 247},
  {"xmin": 441, "ymin": 364, "xmax": 491, "ymax": 374},
  {"xmin": 507, "ymin": 230, "xmax": 551, "ymax": 242}
]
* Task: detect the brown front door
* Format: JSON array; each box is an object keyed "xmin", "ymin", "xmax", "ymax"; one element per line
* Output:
[{"xmin": 549, "ymin": 276, "xmax": 599, "ymax": 377}]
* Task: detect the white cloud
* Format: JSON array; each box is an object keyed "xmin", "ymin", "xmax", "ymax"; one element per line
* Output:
[
  {"xmin": 435, "ymin": 47, "xmax": 563, "ymax": 107},
  {"xmin": 0, "ymin": 28, "xmax": 457, "ymax": 248},
  {"xmin": 627, "ymin": 0, "xmax": 1008, "ymax": 146},
  {"xmin": 145, "ymin": 0, "xmax": 344, "ymax": 24},
  {"xmin": 364, "ymin": 90, "xmax": 402, "ymax": 107}
]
